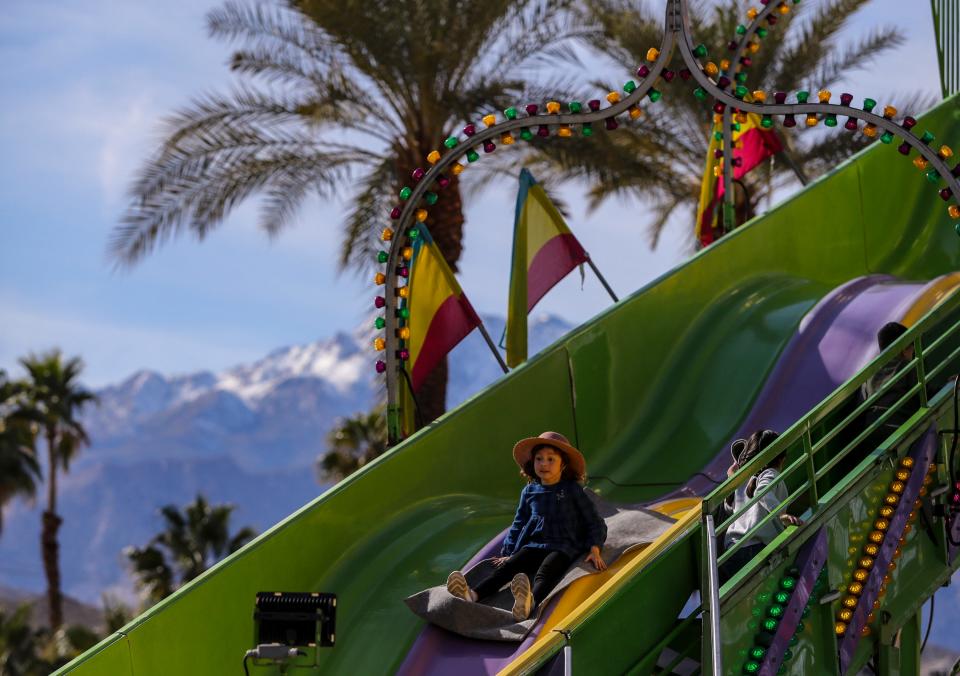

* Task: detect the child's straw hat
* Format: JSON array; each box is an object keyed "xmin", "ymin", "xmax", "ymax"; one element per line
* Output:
[{"xmin": 512, "ymin": 431, "xmax": 587, "ymax": 477}]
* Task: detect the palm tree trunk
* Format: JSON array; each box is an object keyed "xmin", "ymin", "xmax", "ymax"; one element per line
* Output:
[
  {"xmin": 42, "ymin": 430, "xmax": 63, "ymax": 629},
  {"xmin": 397, "ymin": 148, "xmax": 466, "ymax": 429}
]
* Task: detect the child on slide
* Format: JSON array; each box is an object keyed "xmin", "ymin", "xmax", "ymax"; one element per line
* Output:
[{"xmin": 446, "ymin": 431, "xmax": 608, "ymax": 621}]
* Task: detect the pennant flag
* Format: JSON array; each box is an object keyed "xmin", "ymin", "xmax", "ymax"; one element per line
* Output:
[
  {"xmin": 696, "ymin": 111, "xmax": 782, "ymax": 247},
  {"xmin": 403, "ymin": 225, "xmax": 482, "ymax": 394},
  {"xmin": 505, "ymin": 169, "xmax": 589, "ymax": 368}
]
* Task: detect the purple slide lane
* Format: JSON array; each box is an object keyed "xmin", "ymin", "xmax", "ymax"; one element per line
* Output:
[{"xmin": 397, "ymin": 274, "xmax": 946, "ymax": 675}]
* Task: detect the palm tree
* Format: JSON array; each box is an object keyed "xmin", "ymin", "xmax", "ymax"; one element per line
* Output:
[
  {"xmin": 112, "ymin": 0, "xmax": 576, "ymax": 427},
  {"xmin": 0, "ymin": 371, "xmax": 41, "ymax": 535},
  {"xmin": 0, "ymin": 604, "xmax": 48, "ymax": 676},
  {"xmin": 18, "ymin": 352, "xmax": 96, "ymax": 630},
  {"xmin": 125, "ymin": 495, "xmax": 256, "ymax": 606},
  {"xmin": 318, "ymin": 408, "xmax": 387, "ymax": 481},
  {"xmin": 534, "ymin": 0, "xmax": 913, "ymax": 247}
]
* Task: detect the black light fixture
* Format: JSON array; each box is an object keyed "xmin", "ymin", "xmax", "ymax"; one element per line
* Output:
[{"xmin": 244, "ymin": 592, "xmax": 337, "ymax": 674}]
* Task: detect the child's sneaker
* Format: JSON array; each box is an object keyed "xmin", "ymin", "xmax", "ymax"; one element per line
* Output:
[
  {"xmin": 510, "ymin": 573, "xmax": 533, "ymax": 621},
  {"xmin": 446, "ymin": 571, "xmax": 474, "ymax": 602}
]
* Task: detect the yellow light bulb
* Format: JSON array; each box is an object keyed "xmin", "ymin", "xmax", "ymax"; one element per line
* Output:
[
  {"xmin": 913, "ymin": 156, "xmax": 928, "ymax": 170},
  {"xmin": 373, "ymin": 337, "xmax": 386, "ymax": 351},
  {"xmin": 836, "ymin": 622, "xmax": 847, "ymax": 636},
  {"xmin": 381, "ymin": 228, "xmax": 394, "ymax": 241},
  {"xmin": 451, "ymin": 163, "xmax": 464, "ymax": 175},
  {"xmin": 427, "ymin": 150, "xmax": 441, "ymax": 164},
  {"xmin": 749, "ymin": 42, "xmax": 760, "ymax": 54},
  {"xmin": 720, "ymin": 59, "xmax": 731, "ymax": 70},
  {"xmin": 879, "ymin": 506, "xmax": 894, "ymax": 519},
  {"xmin": 606, "ymin": 91, "xmax": 620, "ymax": 104},
  {"xmin": 896, "ymin": 469, "xmax": 910, "ymax": 481},
  {"xmin": 869, "ymin": 530, "xmax": 885, "ymax": 545},
  {"xmin": 860, "ymin": 625, "xmax": 871, "ymax": 637},
  {"xmin": 704, "ymin": 62, "xmax": 719, "ymax": 77},
  {"xmin": 646, "ymin": 47, "xmax": 660, "ymax": 62},
  {"xmin": 501, "ymin": 133, "xmax": 515, "ymax": 145},
  {"xmin": 859, "ymin": 556, "xmax": 875, "ymax": 569},
  {"xmin": 415, "ymin": 209, "xmax": 428, "ymax": 222},
  {"xmin": 950, "ymin": 205, "xmax": 960, "ymax": 219},
  {"xmin": 874, "ymin": 518, "xmax": 889, "ymax": 531},
  {"xmin": 818, "ymin": 90, "xmax": 831, "ymax": 103},
  {"xmin": 752, "ymin": 90, "xmax": 767, "ymax": 102},
  {"xmin": 736, "ymin": 112, "xmax": 748, "ymax": 124},
  {"xmin": 398, "ymin": 286, "xmax": 409, "ymax": 299},
  {"xmin": 938, "ymin": 145, "xmax": 953, "ymax": 159},
  {"xmin": 398, "ymin": 327, "xmax": 411, "ymax": 340},
  {"xmin": 838, "ymin": 609, "xmax": 853, "ymax": 622},
  {"xmin": 884, "ymin": 493, "xmax": 899, "ymax": 505},
  {"xmin": 482, "ymin": 113, "xmax": 496, "ymax": 127},
  {"xmin": 374, "ymin": 272, "xmax": 386, "ymax": 285},
  {"xmin": 806, "ymin": 114, "xmax": 819, "ymax": 127},
  {"xmin": 545, "ymin": 101, "xmax": 561, "ymax": 114},
  {"xmin": 883, "ymin": 105, "xmax": 897, "ymax": 118},
  {"xmin": 900, "ymin": 457, "xmax": 915, "ymax": 468},
  {"xmin": 402, "ymin": 247, "xmax": 413, "ymax": 261},
  {"xmin": 842, "ymin": 595, "xmax": 859, "ymax": 609},
  {"xmin": 557, "ymin": 125, "xmax": 573, "ymax": 137},
  {"xmin": 747, "ymin": 8, "xmax": 759, "ymax": 19},
  {"xmin": 629, "ymin": 107, "xmax": 642, "ymax": 120},
  {"xmin": 890, "ymin": 480, "xmax": 905, "ymax": 494},
  {"xmin": 849, "ymin": 582, "xmax": 863, "ymax": 595},
  {"xmin": 863, "ymin": 124, "xmax": 878, "ymax": 138}
]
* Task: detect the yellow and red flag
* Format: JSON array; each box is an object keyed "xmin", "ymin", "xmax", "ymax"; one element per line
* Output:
[
  {"xmin": 403, "ymin": 225, "xmax": 482, "ymax": 393},
  {"xmin": 505, "ymin": 169, "xmax": 588, "ymax": 367},
  {"xmin": 696, "ymin": 111, "xmax": 781, "ymax": 246}
]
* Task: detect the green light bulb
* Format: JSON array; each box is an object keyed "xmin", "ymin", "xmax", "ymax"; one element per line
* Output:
[
  {"xmin": 693, "ymin": 44, "xmax": 708, "ymax": 58},
  {"xmin": 624, "ymin": 80, "xmax": 637, "ymax": 93},
  {"xmin": 581, "ymin": 124, "xmax": 593, "ymax": 137},
  {"xmin": 714, "ymin": 130, "xmax": 724, "ymax": 141},
  {"xmin": 569, "ymin": 101, "xmax": 582, "ymax": 113},
  {"xmin": 466, "ymin": 149, "xmax": 479, "ymax": 162},
  {"xmin": 424, "ymin": 192, "xmax": 438, "ymax": 205},
  {"xmin": 736, "ymin": 24, "xmax": 747, "ymax": 35},
  {"xmin": 775, "ymin": 591, "xmax": 790, "ymax": 604},
  {"xmin": 374, "ymin": 317, "xmax": 385, "ymax": 330},
  {"xmin": 761, "ymin": 115, "xmax": 773, "ymax": 128},
  {"xmin": 763, "ymin": 619, "xmax": 779, "ymax": 632},
  {"xmin": 750, "ymin": 647, "xmax": 766, "ymax": 660},
  {"xmin": 648, "ymin": 88, "xmax": 662, "ymax": 102},
  {"xmin": 694, "ymin": 87, "xmax": 707, "ymax": 101},
  {"xmin": 780, "ymin": 577, "xmax": 796, "ymax": 591},
  {"xmin": 881, "ymin": 131, "xmax": 894, "ymax": 144},
  {"xmin": 377, "ymin": 251, "xmax": 389, "ymax": 264},
  {"xmin": 407, "ymin": 227, "xmax": 420, "ymax": 240},
  {"xmin": 825, "ymin": 114, "xmax": 838, "ymax": 127},
  {"xmin": 926, "ymin": 170, "xmax": 940, "ymax": 184},
  {"xmin": 921, "ymin": 131, "xmax": 935, "ymax": 144},
  {"xmin": 744, "ymin": 661, "xmax": 760, "ymax": 674},
  {"xmin": 398, "ymin": 307, "xmax": 410, "ymax": 319},
  {"xmin": 736, "ymin": 72, "xmax": 748, "ymax": 83},
  {"xmin": 735, "ymin": 85, "xmax": 748, "ymax": 99},
  {"xmin": 444, "ymin": 136, "xmax": 458, "ymax": 148},
  {"xmin": 863, "ymin": 98, "xmax": 877, "ymax": 112},
  {"xmin": 503, "ymin": 107, "xmax": 517, "ymax": 120},
  {"xmin": 520, "ymin": 128, "xmax": 534, "ymax": 141},
  {"xmin": 768, "ymin": 605, "xmax": 784, "ymax": 618},
  {"xmin": 795, "ymin": 91, "xmax": 809, "ymax": 103},
  {"xmin": 399, "ymin": 187, "xmax": 412, "ymax": 200},
  {"xmin": 757, "ymin": 28, "xmax": 768, "ymax": 38}
]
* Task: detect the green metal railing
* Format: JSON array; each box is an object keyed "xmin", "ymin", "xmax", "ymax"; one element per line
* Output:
[{"xmin": 689, "ymin": 294, "xmax": 960, "ymax": 674}]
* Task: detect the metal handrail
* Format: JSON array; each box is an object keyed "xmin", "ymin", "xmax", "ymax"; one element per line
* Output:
[{"xmin": 704, "ymin": 292, "xmax": 960, "ymax": 575}]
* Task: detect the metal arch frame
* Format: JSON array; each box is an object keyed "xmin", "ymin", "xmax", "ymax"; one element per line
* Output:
[{"xmin": 382, "ymin": 0, "xmax": 960, "ymax": 442}]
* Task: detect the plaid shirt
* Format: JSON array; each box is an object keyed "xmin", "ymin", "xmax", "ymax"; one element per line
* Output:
[{"xmin": 500, "ymin": 479, "xmax": 607, "ymax": 558}]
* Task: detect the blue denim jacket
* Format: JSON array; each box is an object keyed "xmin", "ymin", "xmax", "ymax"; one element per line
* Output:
[{"xmin": 500, "ymin": 479, "xmax": 607, "ymax": 558}]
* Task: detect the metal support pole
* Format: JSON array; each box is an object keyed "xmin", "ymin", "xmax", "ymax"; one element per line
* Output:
[
  {"xmin": 585, "ymin": 256, "xmax": 619, "ymax": 303},
  {"xmin": 704, "ymin": 514, "xmax": 723, "ymax": 676},
  {"xmin": 476, "ymin": 321, "xmax": 509, "ymax": 374}
]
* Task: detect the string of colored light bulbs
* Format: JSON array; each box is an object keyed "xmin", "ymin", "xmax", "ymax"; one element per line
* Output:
[
  {"xmin": 375, "ymin": 0, "xmax": 960, "ymax": 437},
  {"xmin": 832, "ymin": 456, "xmax": 935, "ymax": 639}
]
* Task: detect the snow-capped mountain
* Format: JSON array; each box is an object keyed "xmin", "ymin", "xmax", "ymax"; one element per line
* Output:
[{"xmin": 0, "ymin": 314, "xmax": 574, "ymax": 604}]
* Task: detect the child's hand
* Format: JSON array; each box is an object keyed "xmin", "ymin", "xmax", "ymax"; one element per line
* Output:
[
  {"xmin": 780, "ymin": 514, "xmax": 803, "ymax": 527},
  {"xmin": 491, "ymin": 556, "xmax": 509, "ymax": 567},
  {"xmin": 585, "ymin": 546, "xmax": 606, "ymax": 571}
]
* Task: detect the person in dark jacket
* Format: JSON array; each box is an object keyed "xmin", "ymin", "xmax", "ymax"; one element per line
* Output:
[
  {"xmin": 446, "ymin": 431, "xmax": 607, "ymax": 621},
  {"xmin": 861, "ymin": 322, "xmax": 917, "ymax": 432}
]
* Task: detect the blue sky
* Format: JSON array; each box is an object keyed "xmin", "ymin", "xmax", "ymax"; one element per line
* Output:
[{"xmin": 0, "ymin": 0, "xmax": 944, "ymax": 386}]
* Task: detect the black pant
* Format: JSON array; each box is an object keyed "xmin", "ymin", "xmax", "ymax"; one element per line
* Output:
[
  {"xmin": 718, "ymin": 541, "xmax": 764, "ymax": 585},
  {"xmin": 473, "ymin": 548, "xmax": 574, "ymax": 605}
]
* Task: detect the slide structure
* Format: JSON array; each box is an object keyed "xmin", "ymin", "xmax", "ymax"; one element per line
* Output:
[{"xmin": 61, "ymin": 99, "xmax": 960, "ymax": 675}]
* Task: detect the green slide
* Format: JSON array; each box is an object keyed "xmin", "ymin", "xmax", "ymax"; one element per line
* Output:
[{"xmin": 60, "ymin": 97, "xmax": 960, "ymax": 675}]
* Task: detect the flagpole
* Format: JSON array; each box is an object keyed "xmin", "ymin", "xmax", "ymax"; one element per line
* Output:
[
  {"xmin": 477, "ymin": 321, "xmax": 509, "ymax": 373},
  {"xmin": 585, "ymin": 255, "xmax": 619, "ymax": 303}
]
